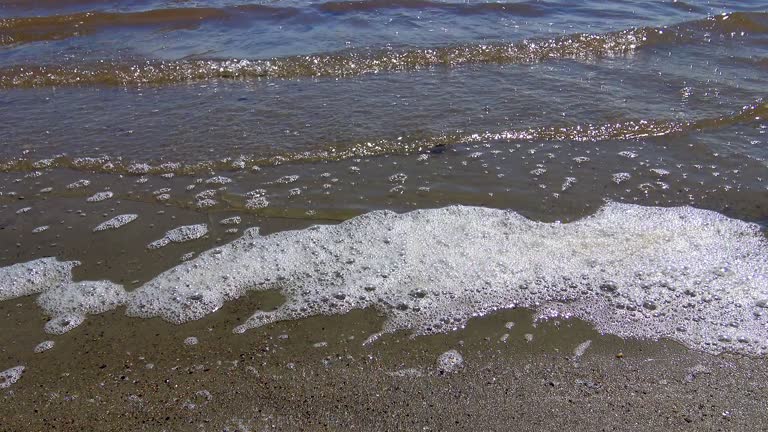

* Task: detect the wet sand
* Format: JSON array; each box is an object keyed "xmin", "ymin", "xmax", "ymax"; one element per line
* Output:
[{"xmin": 2, "ymin": 299, "xmax": 767, "ymax": 431}]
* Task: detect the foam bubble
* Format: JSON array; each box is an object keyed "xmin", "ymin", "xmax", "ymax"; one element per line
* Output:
[
  {"xmin": 44, "ymin": 313, "xmax": 86, "ymax": 334},
  {"xmin": 206, "ymin": 176, "xmax": 232, "ymax": 185},
  {"xmin": 0, "ymin": 258, "xmax": 79, "ymax": 301},
  {"xmin": 220, "ymin": 216, "xmax": 241, "ymax": 226},
  {"xmin": 66, "ymin": 179, "xmax": 91, "ymax": 189},
  {"xmin": 147, "ymin": 224, "xmax": 208, "ymax": 250},
  {"xmin": 93, "ymin": 214, "xmax": 138, "ymax": 232},
  {"xmin": 86, "ymin": 191, "xmax": 113, "ymax": 202},
  {"xmin": 436, "ymin": 350, "xmax": 464, "ymax": 373},
  {"xmin": 125, "ymin": 204, "xmax": 768, "ymax": 355},
  {"xmin": 245, "ymin": 196, "xmax": 269, "ymax": 210},
  {"xmin": 274, "ymin": 175, "xmax": 299, "ymax": 184},
  {"xmin": 561, "ymin": 177, "xmax": 577, "ymax": 191},
  {"xmin": 0, "ymin": 366, "xmax": 24, "ymax": 389},
  {"xmin": 37, "ymin": 280, "xmax": 128, "ymax": 334},
  {"xmin": 37, "ymin": 280, "xmax": 127, "ymax": 317},
  {"xmin": 33, "ymin": 340, "xmax": 55, "ymax": 353},
  {"xmin": 612, "ymin": 173, "xmax": 631, "ymax": 184},
  {"xmin": 573, "ymin": 340, "xmax": 592, "ymax": 358}
]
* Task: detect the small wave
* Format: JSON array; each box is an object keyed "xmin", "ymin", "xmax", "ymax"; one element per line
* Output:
[
  {"xmin": 0, "ymin": 28, "xmax": 653, "ymax": 87},
  {"xmin": 0, "ymin": 0, "xmax": 549, "ymax": 47},
  {"xmin": 2, "ymin": 11, "xmax": 765, "ymax": 88},
  {"xmin": 0, "ymin": 5, "xmax": 299, "ymax": 46},
  {"xmin": 316, "ymin": 0, "xmax": 547, "ymax": 16},
  {"xmin": 0, "ymin": 101, "xmax": 762, "ymax": 175}
]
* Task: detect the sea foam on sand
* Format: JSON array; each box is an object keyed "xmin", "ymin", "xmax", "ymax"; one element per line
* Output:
[{"xmin": 1, "ymin": 204, "xmax": 767, "ymax": 355}]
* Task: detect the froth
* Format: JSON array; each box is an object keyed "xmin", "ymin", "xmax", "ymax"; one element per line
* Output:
[
  {"xmin": 0, "ymin": 258, "xmax": 79, "ymax": 301},
  {"xmin": 86, "ymin": 191, "xmax": 114, "ymax": 202},
  {"xmin": 2, "ymin": 204, "xmax": 767, "ymax": 355},
  {"xmin": 93, "ymin": 214, "xmax": 138, "ymax": 232},
  {"xmin": 147, "ymin": 224, "xmax": 209, "ymax": 249},
  {"xmin": 37, "ymin": 281, "xmax": 127, "ymax": 334},
  {"xmin": 125, "ymin": 203, "xmax": 768, "ymax": 355},
  {"xmin": 436, "ymin": 350, "xmax": 464, "ymax": 373},
  {"xmin": 33, "ymin": 340, "xmax": 55, "ymax": 353},
  {"xmin": 0, "ymin": 366, "xmax": 24, "ymax": 389}
]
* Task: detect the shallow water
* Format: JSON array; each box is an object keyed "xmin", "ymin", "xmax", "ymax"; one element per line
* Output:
[{"xmin": 0, "ymin": 0, "xmax": 767, "ymax": 428}]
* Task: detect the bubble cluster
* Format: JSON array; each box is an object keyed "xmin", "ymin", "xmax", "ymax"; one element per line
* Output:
[
  {"xmin": 573, "ymin": 340, "xmax": 592, "ymax": 358},
  {"xmin": 122, "ymin": 203, "xmax": 768, "ymax": 355},
  {"xmin": 0, "ymin": 258, "xmax": 79, "ymax": 301},
  {"xmin": 37, "ymin": 280, "xmax": 128, "ymax": 334},
  {"xmin": 205, "ymin": 176, "xmax": 232, "ymax": 185},
  {"xmin": 220, "ymin": 216, "xmax": 241, "ymax": 226},
  {"xmin": 65, "ymin": 179, "xmax": 91, "ymax": 189},
  {"xmin": 2, "ymin": 204, "xmax": 768, "ymax": 355},
  {"xmin": 86, "ymin": 191, "xmax": 113, "ymax": 202},
  {"xmin": 612, "ymin": 173, "xmax": 631, "ymax": 184},
  {"xmin": 147, "ymin": 224, "xmax": 208, "ymax": 249},
  {"xmin": 0, "ymin": 366, "xmax": 24, "ymax": 389},
  {"xmin": 93, "ymin": 214, "xmax": 138, "ymax": 232},
  {"xmin": 33, "ymin": 340, "xmax": 55, "ymax": 353},
  {"xmin": 436, "ymin": 350, "xmax": 464, "ymax": 373},
  {"xmin": 245, "ymin": 190, "xmax": 269, "ymax": 210}
]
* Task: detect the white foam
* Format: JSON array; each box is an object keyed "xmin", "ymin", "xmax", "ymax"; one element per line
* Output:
[
  {"xmin": 206, "ymin": 176, "xmax": 232, "ymax": 185},
  {"xmin": 220, "ymin": 217, "xmax": 241, "ymax": 226},
  {"xmin": 37, "ymin": 280, "xmax": 127, "ymax": 317},
  {"xmin": 94, "ymin": 214, "xmax": 138, "ymax": 232},
  {"xmin": 573, "ymin": 340, "xmax": 592, "ymax": 358},
  {"xmin": 0, "ymin": 366, "xmax": 24, "ymax": 389},
  {"xmin": 44, "ymin": 314, "xmax": 85, "ymax": 334},
  {"xmin": 124, "ymin": 204, "xmax": 768, "ymax": 355},
  {"xmin": 436, "ymin": 350, "xmax": 464, "ymax": 373},
  {"xmin": 128, "ymin": 164, "xmax": 150, "ymax": 174},
  {"xmin": 33, "ymin": 340, "xmax": 55, "ymax": 353},
  {"xmin": 612, "ymin": 173, "xmax": 631, "ymax": 184},
  {"xmin": 66, "ymin": 179, "xmax": 91, "ymax": 189},
  {"xmin": 0, "ymin": 258, "xmax": 79, "ymax": 301},
  {"xmin": 274, "ymin": 175, "xmax": 299, "ymax": 184},
  {"xmin": 245, "ymin": 196, "xmax": 268, "ymax": 209},
  {"xmin": 147, "ymin": 224, "xmax": 208, "ymax": 250},
  {"xmin": 86, "ymin": 191, "xmax": 113, "ymax": 202},
  {"xmin": 37, "ymin": 280, "xmax": 128, "ymax": 334}
]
